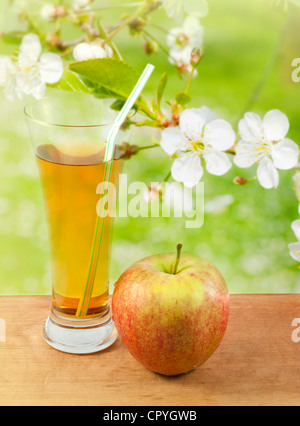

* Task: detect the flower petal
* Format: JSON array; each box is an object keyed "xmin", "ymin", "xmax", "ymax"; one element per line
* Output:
[
  {"xmin": 40, "ymin": 53, "xmax": 63, "ymax": 84},
  {"xmin": 242, "ymin": 112, "xmax": 263, "ymax": 140},
  {"xmin": 263, "ymin": 109, "xmax": 289, "ymax": 141},
  {"xmin": 169, "ymin": 46, "xmax": 193, "ymax": 65},
  {"xmin": 73, "ymin": 43, "xmax": 92, "ymax": 61},
  {"xmin": 234, "ymin": 140, "xmax": 261, "ymax": 168},
  {"xmin": 179, "ymin": 108, "xmax": 206, "ymax": 142},
  {"xmin": 0, "ymin": 57, "xmax": 22, "ymax": 101},
  {"xmin": 31, "ymin": 80, "xmax": 46, "ymax": 100},
  {"xmin": 182, "ymin": 16, "xmax": 204, "ymax": 46},
  {"xmin": 19, "ymin": 34, "xmax": 41, "ymax": 63},
  {"xmin": 171, "ymin": 153, "xmax": 203, "ymax": 187},
  {"xmin": 271, "ymin": 138, "xmax": 299, "ymax": 170},
  {"xmin": 198, "ymin": 106, "xmax": 217, "ymax": 124},
  {"xmin": 182, "ymin": 15, "xmax": 202, "ymax": 32},
  {"xmin": 160, "ymin": 127, "xmax": 187, "ymax": 155},
  {"xmin": 0, "ymin": 56, "xmax": 15, "ymax": 85},
  {"xmin": 73, "ymin": 43, "xmax": 109, "ymax": 61},
  {"xmin": 5, "ymin": 85, "xmax": 22, "ymax": 101},
  {"xmin": 162, "ymin": 0, "xmax": 185, "ymax": 22},
  {"xmin": 239, "ymin": 118, "xmax": 256, "ymax": 142},
  {"xmin": 104, "ymin": 45, "xmax": 113, "ymax": 58},
  {"xmin": 257, "ymin": 157, "xmax": 279, "ymax": 189},
  {"xmin": 204, "ymin": 148, "xmax": 232, "ymax": 176},
  {"xmin": 289, "ymin": 242, "xmax": 300, "ymax": 262},
  {"xmin": 40, "ymin": 4, "xmax": 57, "ymax": 21},
  {"xmin": 292, "ymin": 219, "xmax": 300, "ymax": 241},
  {"xmin": 166, "ymin": 27, "xmax": 181, "ymax": 49},
  {"xmin": 204, "ymin": 119, "xmax": 236, "ymax": 151}
]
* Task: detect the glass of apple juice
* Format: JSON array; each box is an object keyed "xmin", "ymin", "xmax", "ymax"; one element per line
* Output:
[{"xmin": 25, "ymin": 93, "xmax": 129, "ymax": 354}]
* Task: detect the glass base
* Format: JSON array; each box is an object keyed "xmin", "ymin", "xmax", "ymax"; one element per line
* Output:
[{"xmin": 43, "ymin": 305, "xmax": 118, "ymax": 354}]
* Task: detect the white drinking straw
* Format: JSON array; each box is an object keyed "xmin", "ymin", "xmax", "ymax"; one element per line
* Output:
[
  {"xmin": 104, "ymin": 63, "xmax": 155, "ymax": 162},
  {"xmin": 76, "ymin": 64, "xmax": 155, "ymax": 318}
]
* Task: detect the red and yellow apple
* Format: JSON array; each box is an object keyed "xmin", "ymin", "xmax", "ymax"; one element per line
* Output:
[{"xmin": 112, "ymin": 245, "xmax": 229, "ymax": 376}]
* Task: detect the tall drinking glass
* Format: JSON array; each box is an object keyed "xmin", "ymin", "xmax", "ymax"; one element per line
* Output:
[{"xmin": 25, "ymin": 92, "xmax": 129, "ymax": 354}]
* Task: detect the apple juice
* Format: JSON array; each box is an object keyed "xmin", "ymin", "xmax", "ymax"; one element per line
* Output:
[{"xmin": 36, "ymin": 144, "xmax": 121, "ymax": 319}]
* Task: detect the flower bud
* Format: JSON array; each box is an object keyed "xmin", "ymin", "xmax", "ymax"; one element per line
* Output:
[
  {"xmin": 233, "ymin": 176, "xmax": 248, "ymax": 186},
  {"xmin": 116, "ymin": 143, "xmax": 139, "ymax": 160},
  {"xmin": 190, "ymin": 47, "xmax": 204, "ymax": 67},
  {"xmin": 143, "ymin": 40, "xmax": 159, "ymax": 55},
  {"xmin": 176, "ymin": 63, "xmax": 198, "ymax": 80},
  {"xmin": 40, "ymin": 4, "xmax": 67, "ymax": 22},
  {"xmin": 129, "ymin": 17, "xmax": 147, "ymax": 36},
  {"xmin": 46, "ymin": 32, "xmax": 61, "ymax": 48}
]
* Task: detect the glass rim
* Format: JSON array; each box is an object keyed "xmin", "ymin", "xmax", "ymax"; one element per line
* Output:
[{"xmin": 24, "ymin": 94, "xmax": 136, "ymax": 129}]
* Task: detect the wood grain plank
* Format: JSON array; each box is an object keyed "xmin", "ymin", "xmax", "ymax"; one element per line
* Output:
[{"xmin": 0, "ymin": 295, "xmax": 299, "ymax": 406}]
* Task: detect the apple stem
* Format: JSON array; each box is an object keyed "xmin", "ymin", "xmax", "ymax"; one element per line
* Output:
[{"xmin": 172, "ymin": 244, "xmax": 183, "ymax": 275}]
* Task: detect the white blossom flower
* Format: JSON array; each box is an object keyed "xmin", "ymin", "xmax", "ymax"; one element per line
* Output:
[
  {"xmin": 73, "ymin": 42, "xmax": 113, "ymax": 61},
  {"xmin": 167, "ymin": 16, "xmax": 203, "ymax": 78},
  {"xmin": 40, "ymin": 4, "xmax": 56, "ymax": 21},
  {"xmin": 162, "ymin": 0, "xmax": 208, "ymax": 22},
  {"xmin": 162, "ymin": 0, "xmax": 184, "ymax": 21},
  {"xmin": 234, "ymin": 110, "xmax": 299, "ymax": 189},
  {"xmin": 0, "ymin": 56, "xmax": 22, "ymax": 101},
  {"xmin": 160, "ymin": 107, "xmax": 235, "ymax": 187},
  {"xmin": 289, "ymin": 219, "xmax": 300, "ymax": 262},
  {"xmin": 16, "ymin": 34, "xmax": 63, "ymax": 100},
  {"xmin": 176, "ymin": 62, "xmax": 198, "ymax": 79},
  {"xmin": 167, "ymin": 16, "xmax": 204, "ymax": 64},
  {"xmin": 40, "ymin": 4, "xmax": 66, "ymax": 21}
]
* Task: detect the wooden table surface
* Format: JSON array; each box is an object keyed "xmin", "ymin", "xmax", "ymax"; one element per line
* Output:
[{"xmin": 0, "ymin": 295, "xmax": 300, "ymax": 406}]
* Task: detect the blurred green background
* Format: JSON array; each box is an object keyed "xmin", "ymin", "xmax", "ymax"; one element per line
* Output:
[{"xmin": 0, "ymin": 0, "xmax": 300, "ymax": 295}]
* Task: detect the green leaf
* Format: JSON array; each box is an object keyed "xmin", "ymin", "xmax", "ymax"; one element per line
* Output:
[
  {"xmin": 51, "ymin": 69, "xmax": 92, "ymax": 94},
  {"xmin": 152, "ymin": 97, "xmax": 159, "ymax": 113},
  {"xmin": 96, "ymin": 20, "xmax": 123, "ymax": 61},
  {"xmin": 68, "ymin": 59, "xmax": 155, "ymax": 120},
  {"xmin": 110, "ymin": 100, "xmax": 126, "ymax": 111},
  {"xmin": 156, "ymin": 72, "xmax": 168, "ymax": 108},
  {"xmin": 93, "ymin": 86, "xmax": 124, "ymax": 99},
  {"xmin": 83, "ymin": 80, "xmax": 123, "ymax": 100},
  {"xmin": 69, "ymin": 58, "xmax": 139, "ymax": 100},
  {"xmin": 175, "ymin": 92, "xmax": 192, "ymax": 107}
]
